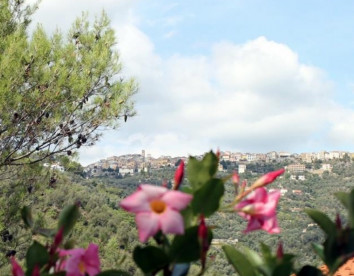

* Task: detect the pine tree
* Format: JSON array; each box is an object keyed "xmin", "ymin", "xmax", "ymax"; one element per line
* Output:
[{"xmin": 0, "ymin": 0, "xmax": 137, "ymax": 166}]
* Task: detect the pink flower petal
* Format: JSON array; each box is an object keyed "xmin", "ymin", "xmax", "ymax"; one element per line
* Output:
[
  {"xmin": 159, "ymin": 208, "xmax": 184, "ymax": 235},
  {"xmin": 120, "ymin": 189, "xmax": 150, "ymax": 213},
  {"xmin": 161, "ymin": 191, "xmax": 193, "ymax": 211},
  {"xmin": 59, "ymin": 248, "xmax": 85, "ymax": 257},
  {"xmin": 244, "ymin": 218, "xmax": 262, "ymax": 233},
  {"xmin": 140, "ymin": 184, "xmax": 167, "ymax": 199},
  {"xmin": 262, "ymin": 216, "xmax": 280, "ymax": 233},
  {"xmin": 136, "ymin": 212, "xmax": 160, "ymax": 242},
  {"xmin": 83, "ymin": 244, "xmax": 100, "ymax": 276}
]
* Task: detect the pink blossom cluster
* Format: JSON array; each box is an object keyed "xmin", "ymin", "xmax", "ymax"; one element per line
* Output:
[{"xmin": 11, "ymin": 243, "xmax": 101, "ymax": 276}]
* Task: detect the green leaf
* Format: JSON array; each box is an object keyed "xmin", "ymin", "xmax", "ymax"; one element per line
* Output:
[
  {"xmin": 180, "ymin": 205, "xmax": 196, "ymax": 229},
  {"xmin": 133, "ymin": 246, "xmax": 169, "ymax": 274},
  {"xmin": 305, "ymin": 209, "xmax": 336, "ymax": 236},
  {"xmin": 349, "ymin": 189, "xmax": 354, "ymax": 228},
  {"xmin": 33, "ymin": 227, "xmax": 56, "ymax": 237},
  {"xmin": 312, "ymin": 243, "xmax": 325, "ymax": 262},
  {"xmin": 26, "ymin": 241, "xmax": 49, "ymax": 275},
  {"xmin": 58, "ymin": 204, "xmax": 80, "ymax": 236},
  {"xmin": 169, "ymin": 226, "xmax": 213, "ymax": 263},
  {"xmin": 272, "ymin": 263, "xmax": 293, "ymax": 276},
  {"xmin": 187, "ymin": 151, "xmax": 218, "ymax": 190},
  {"xmin": 240, "ymin": 246, "xmax": 263, "ymax": 267},
  {"xmin": 21, "ymin": 206, "xmax": 33, "ymax": 228},
  {"xmin": 222, "ymin": 245, "xmax": 257, "ymax": 276},
  {"xmin": 297, "ymin": 265, "xmax": 323, "ymax": 276},
  {"xmin": 260, "ymin": 243, "xmax": 272, "ymax": 262},
  {"xmin": 96, "ymin": 270, "xmax": 131, "ymax": 276},
  {"xmin": 191, "ymin": 178, "xmax": 224, "ymax": 217},
  {"xmin": 335, "ymin": 192, "xmax": 350, "ymax": 209}
]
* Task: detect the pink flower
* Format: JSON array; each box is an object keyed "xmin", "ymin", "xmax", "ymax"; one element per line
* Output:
[
  {"xmin": 120, "ymin": 184, "xmax": 193, "ymax": 242},
  {"xmin": 10, "ymin": 257, "xmax": 24, "ymax": 276},
  {"xmin": 235, "ymin": 187, "xmax": 281, "ymax": 234},
  {"xmin": 58, "ymin": 243, "xmax": 100, "ymax": 276},
  {"xmin": 251, "ymin": 169, "xmax": 285, "ymax": 189}
]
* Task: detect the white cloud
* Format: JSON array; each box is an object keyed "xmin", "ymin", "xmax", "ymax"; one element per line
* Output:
[
  {"xmin": 80, "ymin": 33, "xmax": 345, "ymax": 165},
  {"xmin": 27, "ymin": 1, "xmax": 354, "ymax": 165}
]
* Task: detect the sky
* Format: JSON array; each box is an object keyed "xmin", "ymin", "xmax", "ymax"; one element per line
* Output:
[{"xmin": 28, "ymin": 0, "xmax": 354, "ymax": 165}]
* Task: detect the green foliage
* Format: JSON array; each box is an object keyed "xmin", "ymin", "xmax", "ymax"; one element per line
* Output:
[
  {"xmin": 304, "ymin": 209, "xmax": 336, "ymax": 236},
  {"xmin": 26, "ymin": 241, "xmax": 49, "ymax": 275},
  {"xmin": 187, "ymin": 151, "xmax": 218, "ymax": 191},
  {"xmin": 58, "ymin": 204, "xmax": 80, "ymax": 236},
  {"xmin": 133, "ymin": 246, "xmax": 169, "ymax": 274},
  {"xmin": 191, "ymin": 178, "xmax": 224, "ymax": 217},
  {"xmin": 0, "ymin": 0, "xmax": 136, "ymax": 167},
  {"xmin": 169, "ymin": 226, "xmax": 213, "ymax": 263}
]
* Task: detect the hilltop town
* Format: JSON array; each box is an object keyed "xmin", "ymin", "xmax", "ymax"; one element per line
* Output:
[{"xmin": 83, "ymin": 150, "xmax": 352, "ymax": 178}]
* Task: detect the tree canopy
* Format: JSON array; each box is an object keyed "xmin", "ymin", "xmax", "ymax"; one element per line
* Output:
[{"xmin": 0, "ymin": 0, "xmax": 137, "ymax": 166}]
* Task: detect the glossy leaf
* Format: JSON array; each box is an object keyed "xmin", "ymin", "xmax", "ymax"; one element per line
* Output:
[
  {"xmin": 223, "ymin": 245, "xmax": 257, "ymax": 276},
  {"xmin": 311, "ymin": 243, "xmax": 325, "ymax": 262},
  {"xmin": 349, "ymin": 189, "xmax": 354, "ymax": 228},
  {"xmin": 335, "ymin": 192, "xmax": 350, "ymax": 209},
  {"xmin": 58, "ymin": 204, "xmax": 79, "ymax": 236},
  {"xmin": 191, "ymin": 178, "xmax": 224, "ymax": 217},
  {"xmin": 133, "ymin": 246, "xmax": 169, "ymax": 274},
  {"xmin": 305, "ymin": 209, "xmax": 336, "ymax": 236},
  {"xmin": 33, "ymin": 227, "xmax": 56, "ymax": 238},
  {"xmin": 169, "ymin": 226, "xmax": 212, "ymax": 263},
  {"xmin": 21, "ymin": 206, "xmax": 33, "ymax": 228},
  {"xmin": 240, "ymin": 246, "xmax": 263, "ymax": 267},
  {"xmin": 187, "ymin": 151, "xmax": 218, "ymax": 190},
  {"xmin": 26, "ymin": 241, "xmax": 49, "ymax": 276}
]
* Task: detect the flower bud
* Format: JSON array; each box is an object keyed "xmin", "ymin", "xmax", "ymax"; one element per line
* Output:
[
  {"xmin": 335, "ymin": 213, "xmax": 342, "ymax": 230},
  {"xmin": 198, "ymin": 214, "xmax": 209, "ymax": 270},
  {"xmin": 54, "ymin": 227, "xmax": 64, "ymax": 249},
  {"xmin": 173, "ymin": 160, "xmax": 184, "ymax": 190},
  {"xmin": 11, "ymin": 257, "xmax": 24, "ymax": 276},
  {"xmin": 276, "ymin": 241, "xmax": 284, "ymax": 259},
  {"xmin": 232, "ymin": 171, "xmax": 240, "ymax": 195},
  {"xmin": 31, "ymin": 265, "xmax": 40, "ymax": 276},
  {"xmin": 251, "ymin": 169, "xmax": 285, "ymax": 189}
]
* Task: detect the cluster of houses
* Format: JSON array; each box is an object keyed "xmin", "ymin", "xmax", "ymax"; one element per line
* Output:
[{"xmin": 82, "ymin": 150, "xmax": 349, "ymax": 178}]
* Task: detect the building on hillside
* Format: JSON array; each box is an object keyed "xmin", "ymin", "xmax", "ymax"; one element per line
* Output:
[
  {"xmin": 246, "ymin": 153, "xmax": 256, "ymax": 162},
  {"xmin": 269, "ymin": 188, "xmax": 288, "ymax": 196},
  {"xmin": 328, "ymin": 151, "xmax": 340, "ymax": 159},
  {"xmin": 300, "ymin": 153, "xmax": 313, "ymax": 163},
  {"xmin": 218, "ymin": 164, "xmax": 225, "ymax": 172},
  {"xmin": 321, "ymin": 163, "xmax": 332, "ymax": 171},
  {"xmin": 298, "ymin": 175, "xmax": 305, "ymax": 181},
  {"xmin": 119, "ymin": 167, "xmax": 134, "ymax": 176},
  {"xmin": 292, "ymin": 190, "xmax": 303, "ymax": 195},
  {"xmin": 287, "ymin": 164, "xmax": 305, "ymax": 173},
  {"xmin": 279, "ymin": 152, "xmax": 291, "ymax": 158},
  {"xmin": 238, "ymin": 164, "xmax": 246, "ymax": 174},
  {"xmin": 266, "ymin": 151, "xmax": 278, "ymax": 160}
]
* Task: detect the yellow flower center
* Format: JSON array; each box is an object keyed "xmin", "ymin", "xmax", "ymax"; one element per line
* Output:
[
  {"xmin": 78, "ymin": 261, "xmax": 86, "ymax": 274},
  {"xmin": 150, "ymin": 200, "xmax": 167, "ymax": 214}
]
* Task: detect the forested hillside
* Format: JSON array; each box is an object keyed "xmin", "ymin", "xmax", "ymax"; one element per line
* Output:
[{"xmin": 1, "ymin": 159, "xmax": 353, "ymax": 275}]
